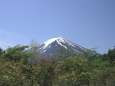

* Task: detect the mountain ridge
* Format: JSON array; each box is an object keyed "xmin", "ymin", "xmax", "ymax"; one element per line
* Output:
[{"xmin": 36, "ymin": 37, "xmax": 99, "ymax": 58}]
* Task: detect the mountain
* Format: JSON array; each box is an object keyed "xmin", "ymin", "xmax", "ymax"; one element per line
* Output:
[{"xmin": 37, "ymin": 37, "xmax": 99, "ymax": 58}]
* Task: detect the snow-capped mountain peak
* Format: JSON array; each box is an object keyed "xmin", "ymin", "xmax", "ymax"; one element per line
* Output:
[
  {"xmin": 37, "ymin": 37, "xmax": 100, "ymax": 58},
  {"xmin": 38, "ymin": 37, "xmax": 84, "ymax": 53},
  {"xmin": 42, "ymin": 37, "xmax": 67, "ymax": 50},
  {"xmin": 44, "ymin": 37, "xmax": 63, "ymax": 46}
]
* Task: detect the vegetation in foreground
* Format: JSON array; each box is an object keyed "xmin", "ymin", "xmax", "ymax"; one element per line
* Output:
[{"xmin": 0, "ymin": 45, "xmax": 115, "ymax": 86}]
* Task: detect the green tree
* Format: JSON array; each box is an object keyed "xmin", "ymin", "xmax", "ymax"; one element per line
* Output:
[
  {"xmin": 108, "ymin": 49, "xmax": 115, "ymax": 66},
  {"xmin": 57, "ymin": 56, "xmax": 91, "ymax": 86},
  {"xmin": 1, "ymin": 45, "xmax": 33, "ymax": 64},
  {"xmin": 0, "ymin": 47, "xmax": 5, "ymax": 58},
  {"xmin": 34, "ymin": 57, "xmax": 57, "ymax": 86},
  {"xmin": 56, "ymin": 46, "xmax": 77, "ymax": 60},
  {"xmin": 0, "ymin": 47, "xmax": 3, "ymax": 55},
  {"xmin": 0, "ymin": 61, "xmax": 27, "ymax": 86}
]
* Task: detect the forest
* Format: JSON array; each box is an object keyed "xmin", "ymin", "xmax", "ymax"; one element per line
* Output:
[{"xmin": 0, "ymin": 45, "xmax": 115, "ymax": 86}]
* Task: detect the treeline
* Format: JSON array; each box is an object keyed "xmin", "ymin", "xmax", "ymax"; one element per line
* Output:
[{"xmin": 0, "ymin": 45, "xmax": 115, "ymax": 86}]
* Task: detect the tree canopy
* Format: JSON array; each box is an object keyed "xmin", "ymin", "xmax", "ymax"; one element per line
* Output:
[{"xmin": 0, "ymin": 45, "xmax": 114, "ymax": 86}]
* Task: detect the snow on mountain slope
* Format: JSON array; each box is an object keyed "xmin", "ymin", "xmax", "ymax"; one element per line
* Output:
[
  {"xmin": 39, "ymin": 37, "xmax": 67, "ymax": 51},
  {"xmin": 37, "ymin": 37, "xmax": 91, "ymax": 58}
]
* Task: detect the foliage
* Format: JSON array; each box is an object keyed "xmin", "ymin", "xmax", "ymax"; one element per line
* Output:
[
  {"xmin": 108, "ymin": 49, "xmax": 115, "ymax": 66},
  {"xmin": 1, "ymin": 45, "xmax": 34, "ymax": 64},
  {"xmin": 0, "ymin": 45, "xmax": 115, "ymax": 86},
  {"xmin": 55, "ymin": 46, "xmax": 77, "ymax": 60}
]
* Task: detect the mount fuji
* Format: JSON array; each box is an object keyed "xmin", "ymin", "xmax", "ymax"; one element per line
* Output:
[{"xmin": 36, "ymin": 37, "xmax": 99, "ymax": 58}]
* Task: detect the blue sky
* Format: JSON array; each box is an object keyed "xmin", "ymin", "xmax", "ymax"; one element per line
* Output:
[{"xmin": 0, "ymin": 0, "xmax": 115, "ymax": 54}]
